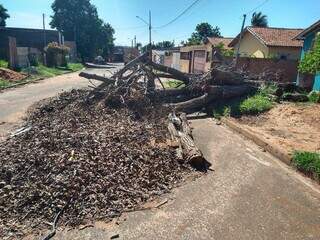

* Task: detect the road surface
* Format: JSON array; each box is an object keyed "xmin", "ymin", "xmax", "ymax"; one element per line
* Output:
[{"xmin": 53, "ymin": 118, "xmax": 320, "ymax": 240}]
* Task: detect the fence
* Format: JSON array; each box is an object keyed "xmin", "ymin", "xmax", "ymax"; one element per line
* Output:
[{"xmin": 224, "ymin": 57, "xmax": 299, "ymax": 83}]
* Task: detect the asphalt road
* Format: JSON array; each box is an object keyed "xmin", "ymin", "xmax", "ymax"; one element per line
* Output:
[{"xmin": 54, "ymin": 118, "xmax": 320, "ymax": 240}]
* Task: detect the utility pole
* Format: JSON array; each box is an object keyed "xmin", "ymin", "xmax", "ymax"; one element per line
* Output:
[
  {"xmin": 149, "ymin": 10, "xmax": 152, "ymax": 57},
  {"xmin": 136, "ymin": 11, "xmax": 152, "ymax": 58},
  {"xmin": 134, "ymin": 35, "xmax": 136, "ymax": 48},
  {"xmin": 235, "ymin": 14, "xmax": 246, "ymax": 65},
  {"xmin": 42, "ymin": 13, "xmax": 47, "ymax": 65}
]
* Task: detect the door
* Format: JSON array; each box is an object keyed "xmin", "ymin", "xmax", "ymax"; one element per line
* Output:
[{"xmin": 193, "ymin": 50, "xmax": 206, "ymax": 74}]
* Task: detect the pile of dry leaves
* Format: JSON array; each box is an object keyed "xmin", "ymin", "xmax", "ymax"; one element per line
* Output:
[
  {"xmin": 0, "ymin": 89, "xmax": 194, "ymax": 238},
  {"xmin": 0, "ymin": 68, "xmax": 27, "ymax": 82}
]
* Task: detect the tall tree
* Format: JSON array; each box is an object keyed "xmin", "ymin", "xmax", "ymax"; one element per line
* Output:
[
  {"xmin": 50, "ymin": 0, "xmax": 114, "ymax": 60},
  {"xmin": 0, "ymin": 4, "xmax": 10, "ymax": 27},
  {"xmin": 186, "ymin": 22, "xmax": 221, "ymax": 46},
  {"xmin": 251, "ymin": 12, "xmax": 268, "ymax": 27}
]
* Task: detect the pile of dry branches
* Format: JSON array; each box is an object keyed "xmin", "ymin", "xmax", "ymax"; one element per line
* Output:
[{"xmin": 0, "ymin": 89, "xmax": 196, "ymax": 239}]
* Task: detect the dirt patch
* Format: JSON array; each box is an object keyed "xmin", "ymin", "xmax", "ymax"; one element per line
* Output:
[
  {"xmin": 235, "ymin": 103, "xmax": 320, "ymax": 153},
  {"xmin": 0, "ymin": 68, "xmax": 27, "ymax": 82}
]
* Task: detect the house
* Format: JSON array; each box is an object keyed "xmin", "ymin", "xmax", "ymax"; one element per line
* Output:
[
  {"xmin": 0, "ymin": 27, "xmax": 76, "ymax": 67},
  {"xmin": 180, "ymin": 37, "xmax": 234, "ymax": 74},
  {"xmin": 152, "ymin": 47, "xmax": 180, "ymax": 70},
  {"xmin": 229, "ymin": 27, "xmax": 303, "ymax": 60},
  {"xmin": 294, "ymin": 20, "xmax": 320, "ymax": 91}
]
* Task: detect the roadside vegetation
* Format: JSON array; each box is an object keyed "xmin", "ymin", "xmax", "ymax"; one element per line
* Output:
[
  {"xmin": 293, "ymin": 151, "xmax": 320, "ymax": 180},
  {"xmin": 212, "ymin": 84, "xmax": 276, "ymax": 119},
  {"xmin": 164, "ymin": 79, "xmax": 185, "ymax": 89},
  {"xmin": 0, "ymin": 63, "xmax": 83, "ymax": 90}
]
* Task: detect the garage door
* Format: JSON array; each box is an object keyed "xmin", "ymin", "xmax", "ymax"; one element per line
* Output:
[{"xmin": 193, "ymin": 50, "xmax": 206, "ymax": 74}]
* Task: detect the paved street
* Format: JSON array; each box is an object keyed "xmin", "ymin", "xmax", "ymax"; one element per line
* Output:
[
  {"xmin": 0, "ymin": 67, "xmax": 118, "ymax": 139},
  {"xmin": 54, "ymin": 118, "xmax": 320, "ymax": 240}
]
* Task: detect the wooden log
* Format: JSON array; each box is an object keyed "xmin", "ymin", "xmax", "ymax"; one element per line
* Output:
[
  {"xmin": 168, "ymin": 113, "xmax": 205, "ymax": 166},
  {"xmin": 79, "ymin": 72, "xmax": 115, "ymax": 83},
  {"xmin": 171, "ymin": 85, "xmax": 252, "ymax": 111},
  {"xmin": 209, "ymin": 68, "xmax": 244, "ymax": 85},
  {"xmin": 148, "ymin": 61, "xmax": 190, "ymax": 84}
]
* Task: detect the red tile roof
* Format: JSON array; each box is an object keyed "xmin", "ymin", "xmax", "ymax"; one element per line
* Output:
[
  {"xmin": 206, "ymin": 37, "xmax": 234, "ymax": 49},
  {"xmin": 229, "ymin": 27, "xmax": 303, "ymax": 48}
]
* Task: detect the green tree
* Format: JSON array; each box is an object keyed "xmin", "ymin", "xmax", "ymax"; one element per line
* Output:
[
  {"xmin": 50, "ymin": 0, "xmax": 114, "ymax": 61},
  {"xmin": 298, "ymin": 34, "xmax": 320, "ymax": 74},
  {"xmin": 0, "ymin": 4, "xmax": 10, "ymax": 27},
  {"xmin": 155, "ymin": 41, "xmax": 175, "ymax": 49},
  {"xmin": 186, "ymin": 22, "xmax": 221, "ymax": 46},
  {"xmin": 251, "ymin": 12, "xmax": 268, "ymax": 27}
]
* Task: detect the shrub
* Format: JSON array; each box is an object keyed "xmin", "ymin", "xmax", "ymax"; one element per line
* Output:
[
  {"xmin": 298, "ymin": 34, "xmax": 320, "ymax": 74},
  {"xmin": 308, "ymin": 91, "xmax": 320, "ymax": 103},
  {"xmin": 0, "ymin": 59, "xmax": 8, "ymax": 68},
  {"xmin": 293, "ymin": 151, "xmax": 320, "ymax": 179},
  {"xmin": 45, "ymin": 42, "xmax": 70, "ymax": 67},
  {"xmin": 240, "ymin": 94, "xmax": 273, "ymax": 114}
]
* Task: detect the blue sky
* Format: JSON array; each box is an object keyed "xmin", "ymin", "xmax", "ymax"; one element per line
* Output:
[{"xmin": 2, "ymin": 0, "xmax": 320, "ymax": 46}]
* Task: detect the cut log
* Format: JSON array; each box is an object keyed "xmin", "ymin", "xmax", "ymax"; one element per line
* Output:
[
  {"xmin": 79, "ymin": 72, "xmax": 115, "ymax": 83},
  {"xmin": 168, "ymin": 113, "xmax": 205, "ymax": 166},
  {"xmin": 171, "ymin": 85, "xmax": 252, "ymax": 111},
  {"xmin": 149, "ymin": 61, "xmax": 190, "ymax": 84},
  {"xmin": 209, "ymin": 68, "xmax": 244, "ymax": 85}
]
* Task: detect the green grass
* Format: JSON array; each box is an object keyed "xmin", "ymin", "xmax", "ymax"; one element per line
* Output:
[
  {"xmin": 164, "ymin": 79, "xmax": 185, "ymax": 89},
  {"xmin": 308, "ymin": 91, "xmax": 320, "ymax": 103},
  {"xmin": 66, "ymin": 63, "xmax": 84, "ymax": 72},
  {"xmin": 0, "ymin": 79, "xmax": 11, "ymax": 88},
  {"xmin": 239, "ymin": 94, "xmax": 274, "ymax": 115},
  {"xmin": 293, "ymin": 151, "xmax": 320, "ymax": 179},
  {"xmin": 0, "ymin": 60, "xmax": 8, "ymax": 68},
  {"xmin": 0, "ymin": 63, "xmax": 83, "ymax": 89}
]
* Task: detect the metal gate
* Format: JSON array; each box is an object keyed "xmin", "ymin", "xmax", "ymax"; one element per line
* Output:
[{"xmin": 193, "ymin": 50, "xmax": 206, "ymax": 73}]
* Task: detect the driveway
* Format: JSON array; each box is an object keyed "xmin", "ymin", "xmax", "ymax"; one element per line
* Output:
[
  {"xmin": 0, "ymin": 67, "xmax": 118, "ymax": 139},
  {"xmin": 53, "ymin": 118, "xmax": 320, "ymax": 240}
]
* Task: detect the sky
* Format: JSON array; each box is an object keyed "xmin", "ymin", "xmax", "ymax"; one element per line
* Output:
[{"xmin": 2, "ymin": 0, "xmax": 320, "ymax": 46}]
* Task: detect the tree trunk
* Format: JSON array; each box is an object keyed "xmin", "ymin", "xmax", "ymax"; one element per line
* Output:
[
  {"xmin": 208, "ymin": 68, "xmax": 244, "ymax": 85},
  {"xmin": 168, "ymin": 113, "xmax": 205, "ymax": 167},
  {"xmin": 149, "ymin": 61, "xmax": 190, "ymax": 84}
]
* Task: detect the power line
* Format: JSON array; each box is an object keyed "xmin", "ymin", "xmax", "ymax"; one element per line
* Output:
[
  {"xmin": 245, "ymin": 0, "xmax": 270, "ymax": 15},
  {"xmin": 154, "ymin": 0, "xmax": 202, "ymax": 29}
]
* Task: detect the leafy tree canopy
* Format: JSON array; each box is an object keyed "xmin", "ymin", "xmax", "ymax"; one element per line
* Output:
[
  {"xmin": 298, "ymin": 34, "xmax": 320, "ymax": 74},
  {"xmin": 141, "ymin": 41, "xmax": 175, "ymax": 53},
  {"xmin": 251, "ymin": 12, "xmax": 268, "ymax": 27},
  {"xmin": 0, "ymin": 4, "xmax": 10, "ymax": 27},
  {"xmin": 186, "ymin": 22, "xmax": 221, "ymax": 46},
  {"xmin": 50, "ymin": 0, "xmax": 114, "ymax": 61}
]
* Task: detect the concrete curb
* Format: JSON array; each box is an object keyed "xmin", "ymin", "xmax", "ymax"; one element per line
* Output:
[{"xmin": 222, "ymin": 118, "xmax": 292, "ymax": 165}]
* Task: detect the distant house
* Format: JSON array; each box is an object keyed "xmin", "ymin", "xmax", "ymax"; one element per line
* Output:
[
  {"xmin": 179, "ymin": 37, "xmax": 234, "ymax": 74},
  {"xmin": 229, "ymin": 27, "xmax": 303, "ymax": 60},
  {"xmin": 0, "ymin": 27, "xmax": 76, "ymax": 67},
  {"xmin": 295, "ymin": 20, "xmax": 320, "ymax": 91},
  {"xmin": 152, "ymin": 47, "xmax": 180, "ymax": 70}
]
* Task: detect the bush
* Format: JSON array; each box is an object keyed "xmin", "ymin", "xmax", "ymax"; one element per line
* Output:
[
  {"xmin": 308, "ymin": 91, "xmax": 320, "ymax": 103},
  {"xmin": 240, "ymin": 94, "xmax": 273, "ymax": 114},
  {"xmin": 45, "ymin": 42, "xmax": 70, "ymax": 67},
  {"xmin": 293, "ymin": 151, "xmax": 320, "ymax": 179},
  {"xmin": 0, "ymin": 59, "xmax": 8, "ymax": 68},
  {"xmin": 298, "ymin": 34, "xmax": 320, "ymax": 74}
]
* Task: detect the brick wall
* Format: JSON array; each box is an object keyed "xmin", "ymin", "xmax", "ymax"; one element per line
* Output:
[{"xmin": 224, "ymin": 57, "xmax": 299, "ymax": 83}]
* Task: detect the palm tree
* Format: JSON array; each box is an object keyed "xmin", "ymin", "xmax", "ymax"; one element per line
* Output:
[
  {"xmin": 0, "ymin": 4, "xmax": 10, "ymax": 27},
  {"xmin": 251, "ymin": 12, "xmax": 268, "ymax": 27}
]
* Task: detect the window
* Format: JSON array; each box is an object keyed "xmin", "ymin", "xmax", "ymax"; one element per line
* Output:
[{"xmin": 180, "ymin": 52, "xmax": 189, "ymax": 60}]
